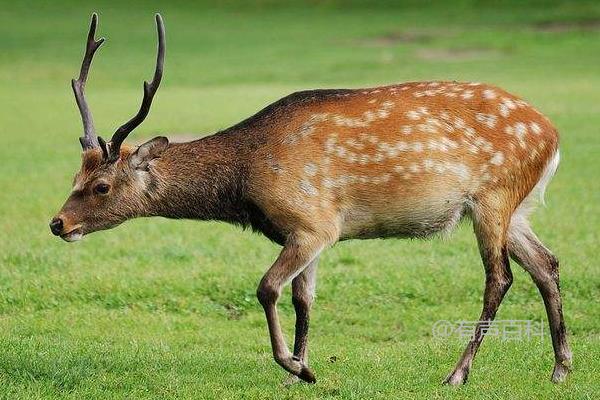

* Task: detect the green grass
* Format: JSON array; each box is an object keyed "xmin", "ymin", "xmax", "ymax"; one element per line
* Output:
[{"xmin": 1, "ymin": 1, "xmax": 599, "ymax": 398}]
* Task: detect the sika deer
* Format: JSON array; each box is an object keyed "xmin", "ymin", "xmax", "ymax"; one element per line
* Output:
[{"xmin": 50, "ymin": 13, "xmax": 572, "ymax": 385}]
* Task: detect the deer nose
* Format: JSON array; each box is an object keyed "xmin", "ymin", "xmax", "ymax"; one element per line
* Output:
[{"xmin": 49, "ymin": 217, "xmax": 64, "ymax": 236}]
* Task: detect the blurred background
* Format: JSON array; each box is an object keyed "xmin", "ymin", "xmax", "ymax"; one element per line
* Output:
[{"xmin": 0, "ymin": 1, "xmax": 598, "ymax": 398}]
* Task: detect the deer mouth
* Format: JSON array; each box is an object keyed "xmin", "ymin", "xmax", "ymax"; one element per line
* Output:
[{"xmin": 61, "ymin": 227, "xmax": 83, "ymax": 242}]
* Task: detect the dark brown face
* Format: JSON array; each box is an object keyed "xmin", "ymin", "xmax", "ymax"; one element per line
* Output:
[{"xmin": 49, "ymin": 137, "xmax": 168, "ymax": 241}]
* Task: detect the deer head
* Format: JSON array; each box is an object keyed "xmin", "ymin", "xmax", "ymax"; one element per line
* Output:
[{"xmin": 50, "ymin": 13, "xmax": 168, "ymax": 241}]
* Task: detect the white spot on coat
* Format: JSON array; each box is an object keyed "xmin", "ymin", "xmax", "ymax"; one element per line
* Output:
[
  {"xmin": 453, "ymin": 117, "xmax": 466, "ymax": 129},
  {"xmin": 409, "ymin": 163, "xmax": 421, "ymax": 173},
  {"xmin": 407, "ymin": 111, "xmax": 420, "ymax": 120},
  {"xmin": 299, "ymin": 180, "xmax": 318, "ymax": 196},
  {"xmin": 396, "ymin": 141, "xmax": 409, "ymax": 151},
  {"xmin": 483, "ymin": 89, "xmax": 497, "ymax": 99},
  {"xmin": 401, "ymin": 125, "xmax": 413, "ymax": 135},
  {"xmin": 461, "ymin": 90, "xmax": 474, "ymax": 99},
  {"xmin": 304, "ymin": 163, "xmax": 318, "ymax": 176},
  {"xmin": 490, "ymin": 152, "xmax": 505, "ymax": 165},
  {"xmin": 475, "ymin": 113, "xmax": 498, "ymax": 128},
  {"xmin": 411, "ymin": 142, "xmax": 424, "ymax": 152},
  {"xmin": 322, "ymin": 178, "xmax": 334, "ymax": 188},
  {"xmin": 515, "ymin": 122, "xmax": 527, "ymax": 134}
]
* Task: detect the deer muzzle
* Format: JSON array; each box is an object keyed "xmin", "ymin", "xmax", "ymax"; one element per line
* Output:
[{"xmin": 49, "ymin": 215, "xmax": 83, "ymax": 242}]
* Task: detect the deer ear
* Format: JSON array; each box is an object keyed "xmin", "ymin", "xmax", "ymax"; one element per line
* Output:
[{"xmin": 129, "ymin": 136, "xmax": 169, "ymax": 170}]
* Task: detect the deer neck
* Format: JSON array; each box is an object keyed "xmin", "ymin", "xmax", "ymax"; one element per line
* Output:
[{"xmin": 148, "ymin": 133, "xmax": 250, "ymax": 224}]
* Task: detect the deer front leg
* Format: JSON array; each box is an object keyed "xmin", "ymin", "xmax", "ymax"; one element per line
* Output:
[
  {"xmin": 256, "ymin": 233, "xmax": 325, "ymax": 383},
  {"xmin": 283, "ymin": 257, "xmax": 318, "ymax": 385}
]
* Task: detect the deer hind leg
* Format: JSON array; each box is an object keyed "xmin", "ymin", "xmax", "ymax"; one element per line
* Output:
[
  {"xmin": 444, "ymin": 197, "xmax": 513, "ymax": 385},
  {"xmin": 507, "ymin": 215, "xmax": 572, "ymax": 383},
  {"xmin": 283, "ymin": 257, "xmax": 318, "ymax": 386},
  {"xmin": 257, "ymin": 232, "xmax": 328, "ymax": 384}
]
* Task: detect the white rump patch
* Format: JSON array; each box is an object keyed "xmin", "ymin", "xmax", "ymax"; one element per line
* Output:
[
  {"xmin": 514, "ymin": 150, "xmax": 560, "ymax": 221},
  {"xmin": 535, "ymin": 150, "xmax": 560, "ymax": 205}
]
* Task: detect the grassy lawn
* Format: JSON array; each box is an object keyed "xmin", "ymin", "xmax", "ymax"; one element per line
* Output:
[{"xmin": 1, "ymin": 1, "xmax": 599, "ymax": 398}]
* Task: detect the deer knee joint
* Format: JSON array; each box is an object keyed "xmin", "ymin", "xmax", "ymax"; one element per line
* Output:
[
  {"xmin": 292, "ymin": 292, "xmax": 314, "ymax": 312},
  {"xmin": 489, "ymin": 268, "xmax": 513, "ymax": 293},
  {"xmin": 257, "ymin": 281, "xmax": 279, "ymax": 307}
]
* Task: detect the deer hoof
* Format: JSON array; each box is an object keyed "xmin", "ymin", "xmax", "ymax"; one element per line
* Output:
[
  {"xmin": 443, "ymin": 369, "xmax": 469, "ymax": 386},
  {"xmin": 276, "ymin": 355, "xmax": 316, "ymax": 383},
  {"xmin": 551, "ymin": 360, "xmax": 571, "ymax": 383},
  {"xmin": 297, "ymin": 365, "xmax": 316, "ymax": 384}
]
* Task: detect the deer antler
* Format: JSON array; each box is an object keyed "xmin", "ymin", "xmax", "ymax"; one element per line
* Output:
[
  {"xmin": 72, "ymin": 13, "xmax": 105, "ymax": 151},
  {"xmin": 107, "ymin": 14, "xmax": 165, "ymax": 161}
]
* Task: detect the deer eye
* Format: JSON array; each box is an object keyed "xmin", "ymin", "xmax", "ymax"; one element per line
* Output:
[{"xmin": 94, "ymin": 183, "xmax": 110, "ymax": 195}]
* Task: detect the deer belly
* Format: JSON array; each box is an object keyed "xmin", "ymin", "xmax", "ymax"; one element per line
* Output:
[{"xmin": 339, "ymin": 190, "xmax": 467, "ymax": 240}]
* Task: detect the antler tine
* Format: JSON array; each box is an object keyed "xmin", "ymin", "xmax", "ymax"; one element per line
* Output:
[
  {"xmin": 108, "ymin": 13, "xmax": 165, "ymax": 161},
  {"xmin": 72, "ymin": 13, "xmax": 105, "ymax": 151}
]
